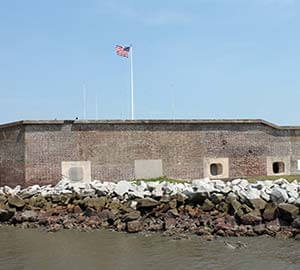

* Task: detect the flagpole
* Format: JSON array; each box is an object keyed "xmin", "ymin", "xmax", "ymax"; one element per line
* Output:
[
  {"xmin": 83, "ymin": 84, "xmax": 87, "ymax": 120},
  {"xmin": 130, "ymin": 45, "xmax": 134, "ymax": 120},
  {"xmin": 96, "ymin": 94, "xmax": 98, "ymax": 120}
]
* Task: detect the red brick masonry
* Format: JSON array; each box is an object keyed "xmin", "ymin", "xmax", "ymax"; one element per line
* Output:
[{"xmin": 1, "ymin": 119, "xmax": 300, "ymax": 187}]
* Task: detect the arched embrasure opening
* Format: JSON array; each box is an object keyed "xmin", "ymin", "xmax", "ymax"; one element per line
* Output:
[
  {"xmin": 272, "ymin": 162, "xmax": 285, "ymax": 174},
  {"xmin": 210, "ymin": 163, "xmax": 223, "ymax": 176}
]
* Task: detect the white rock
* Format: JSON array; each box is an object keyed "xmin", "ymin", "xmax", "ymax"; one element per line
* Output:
[
  {"xmin": 231, "ymin": 179, "xmax": 242, "ymax": 185},
  {"xmin": 238, "ymin": 179, "xmax": 249, "ymax": 189},
  {"xmin": 114, "ymin": 180, "xmax": 131, "ymax": 196},
  {"xmin": 294, "ymin": 198, "xmax": 300, "ymax": 206},
  {"xmin": 152, "ymin": 183, "xmax": 164, "ymax": 197},
  {"xmin": 288, "ymin": 190, "xmax": 299, "ymax": 200},
  {"xmin": 250, "ymin": 183, "xmax": 264, "ymax": 190},
  {"xmin": 244, "ymin": 188, "xmax": 261, "ymax": 200},
  {"xmin": 270, "ymin": 187, "xmax": 288, "ymax": 203},
  {"xmin": 285, "ymin": 183, "xmax": 298, "ymax": 193},
  {"xmin": 260, "ymin": 190, "xmax": 270, "ymax": 202},
  {"xmin": 162, "ymin": 182, "xmax": 178, "ymax": 195},
  {"xmin": 146, "ymin": 181, "xmax": 159, "ymax": 190},
  {"xmin": 221, "ymin": 186, "xmax": 232, "ymax": 194},
  {"xmin": 288, "ymin": 197, "xmax": 296, "ymax": 204},
  {"xmin": 192, "ymin": 178, "xmax": 215, "ymax": 193},
  {"xmin": 130, "ymin": 201, "xmax": 137, "ymax": 209},
  {"xmin": 192, "ymin": 178, "xmax": 210, "ymax": 186},
  {"xmin": 232, "ymin": 185, "xmax": 241, "ymax": 193},
  {"xmin": 212, "ymin": 180, "xmax": 226, "ymax": 190},
  {"xmin": 274, "ymin": 178, "xmax": 289, "ymax": 186},
  {"xmin": 176, "ymin": 183, "xmax": 186, "ymax": 192},
  {"xmin": 21, "ymin": 185, "xmax": 41, "ymax": 197}
]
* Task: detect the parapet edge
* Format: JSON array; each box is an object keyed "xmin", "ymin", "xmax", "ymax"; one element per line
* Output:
[{"xmin": 0, "ymin": 119, "xmax": 299, "ymax": 130}]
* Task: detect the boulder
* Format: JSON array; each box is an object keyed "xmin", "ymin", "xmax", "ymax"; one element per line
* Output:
[
  {"xmin": 152, "ymin": 184, "xmax": 164, "ymax": 197},
  {"xmin": 278, "ymin": 203, "xmax": 299, "ymax": 222},
  {"xmin": 98, "ymin": 209, "xmax": 115, "ymax": 223},
  {"xmin": 171, "ymin": 193, "xmax": 188, "ymax": 203},
  {"xmin": 164, "ymin": 217, "xmax": 177, "ymax": 230},
  {"xmin": 8, "ymin": 196, "xmax": 25, "ymax": 209},
  {"xmin": 122, "ymin": 211, "xmax": 141, "ymax": 222},
  {"xmin": 192, "ymin": 178, "xmax": 215, "ymax": 193},
  {"xmin": 84, "ymin": 207, "xmax": 97, "ymax": 217},
  {"xmin": 0, "ymin": 208, "xmax": 14, "ymax": 222},
  {"xmin": 210, "ymin": 194, "xmax": 225, "ymax": 205},
  {"xmin": 212, "ymin": 180, "xmax": 226, "ymax": 190},
  {"xmin": 229, "ymin": 198, "xmax": 243, "ymax": 217},
  {"xmin": 168, "ymin": 199, "xmax": 177, "ymax": 209},
  {"xmin": 21, "ymin": 210, "xmax": 38, "ymax": 222},
  {"xmin": 244, "ymin": 188, "xmax": 261, "ymax": 200},
  {"xmin": 263, "ymin": 203, "xmax": 277, "ymax": 221},
  {"xmin": 85, "ymin": 197, "xmax": 106, "ymax": 211},
  {"xmin": 28, "ymin": 195, "xmax": 49, "ymax": 209},
  {"xmin": 260, "ymin": 190, "xmax": 270, "ymax": 202},
  {"xmin": 114, "ymin": 180, "xmax": 131, "ymax": 197},
  {"xmin": 216, "ymin": 202, "xmax": 229, "ymax": 213},
  {"xmin": 168, "ymin": 208, "xmax": 179, "ymax": 217},
  {"xmin": 202, "ymin": 199, "xmax": 215, "ymax": 211},
  {"xmin": 137, "ymin": 198, "xmax": 159, "ymax": 209},
  {"xmin": 240, "ymin": 211, "xmax": 262, "ymax": 225},
  {"xmin": 270, "ymin": 188, "xmax": 288, "ymax": 204},
  {"xmin": 127, "ymin": 220, "xmax": 142, "ymax": 233},
  {"xmin": 291, "ymin": 217, "xmax": 300, "ymax": 229},
  {"xmin": 253, "ymin": 224, "xmax": 266, "ymax": 235},
  {"xmin": 186, "ymin": 192, "xmax": 207, "ymax": 203},
  {"xmin": 247, "ymin": 198, "xmax": 267, "ymax": 211}
]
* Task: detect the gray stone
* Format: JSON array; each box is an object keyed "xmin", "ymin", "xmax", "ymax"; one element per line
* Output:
[
  {"xmin": 263, "ymin": 203, "xmax": 278, "ymax": 221},
  {"xmin": 137, "ymin": 198, "xmax": 159, "ymax": 208},
  {"xmin": 270, "ymin": 187, "xmax": 288, "ymax": 204},
  {"xmin": 202, "ymin": 199, "xmax": 215, "ymax": 211},
  {"xmin": 21, "ymin": 210, "xmax": 38, "ymax": 222},
  {"xmin": 123, "ymin": 211, "xmax": 141, "ymax": 222},
  {"xmin": 127, "ymin": 220, "xmax": 142, "ymax": 233},
  {"xmin": 247, "ymin": 198, "xmax": 267, "ymax": 211},
  {"xmin": 8, "ymin": 196, "xmax": 25, "ymax": 209},
  {"xmin": 240, "ymin": 211, "xmax": 262, "ymax": 225},
  {"xmin": 278, "ymin": 203, "xmax": 299, "ymax": 222},
  {"xmin": 0, "ymin": 209, "xmax": 14, "ymax": 222},
  {"xmin": 291, "ymin": 217, "xmax": 300, "ymax": 229}
]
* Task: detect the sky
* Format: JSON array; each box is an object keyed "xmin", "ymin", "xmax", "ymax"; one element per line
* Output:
[{"xmin": 1, "ymin": 0, "xmax": 300, "ymax": 125}]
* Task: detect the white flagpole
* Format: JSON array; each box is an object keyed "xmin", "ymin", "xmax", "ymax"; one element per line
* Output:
[
  {"xmin": 130, "ymin": 45, "xmax": 134, "ymax": 120},
  {"xmin": 83, "ymin": 84, "xmax": 87, "ymax": 120},
  {"xmin": 96, "ymin": 94, "xmax": 98, "ymax": 120}
]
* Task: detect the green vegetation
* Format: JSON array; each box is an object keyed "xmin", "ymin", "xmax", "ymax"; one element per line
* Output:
[
  {"xmin": 246, "ymin": 175, "xmax": 300, "ymax": 183},
  {"xmin": 132, "ymin": 176, "xmax": 188, "ymax": 185}
]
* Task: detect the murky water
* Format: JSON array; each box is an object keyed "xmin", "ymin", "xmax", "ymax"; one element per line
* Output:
[{"xmin": 0, "ymin": 227, "xmax": 299, "ymax": 270}]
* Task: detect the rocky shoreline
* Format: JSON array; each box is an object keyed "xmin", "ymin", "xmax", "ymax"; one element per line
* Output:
[{"xmin": 1, "ymin": 178, "xmax": 300, "ymax": 240}]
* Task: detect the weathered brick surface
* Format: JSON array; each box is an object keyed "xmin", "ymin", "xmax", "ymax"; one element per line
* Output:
[
  {"xmin": 0, "ymin": 125, "xmax": 25, "ymax": 186},
  {"xmin": 1, "ymin": 120, "xmax": 300, "ymax": 187}
]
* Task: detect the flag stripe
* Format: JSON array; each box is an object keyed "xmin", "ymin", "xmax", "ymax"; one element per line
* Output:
[{"xmin": 115, "ymin": 45, "xmax": 130, "ymax": 58}]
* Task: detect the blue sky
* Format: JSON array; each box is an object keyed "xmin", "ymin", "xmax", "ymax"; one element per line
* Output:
[{"xmin": 1, "ymin": 0, "xmax": 300, "ymax": 125}]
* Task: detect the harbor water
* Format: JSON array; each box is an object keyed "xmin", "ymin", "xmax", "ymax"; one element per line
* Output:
[{"xmin": 0, "ymin": 227, "xmax": 299, "ymax": 270}]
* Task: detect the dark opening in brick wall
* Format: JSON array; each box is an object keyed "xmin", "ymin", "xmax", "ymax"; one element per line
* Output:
[
  {"xmin": 273, "ymin": 162, "xmax": 285, "ymax": 174},
  {"xmin": 210, "ymin": 163, "xmax": 223, "ymax": 176}
]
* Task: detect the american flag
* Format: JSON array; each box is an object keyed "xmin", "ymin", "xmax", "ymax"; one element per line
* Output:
[{"xmin": 115, "ymin": 45, "xmax": 130, "ymax": 58}]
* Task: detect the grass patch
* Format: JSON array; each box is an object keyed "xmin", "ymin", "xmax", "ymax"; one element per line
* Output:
[
  {"xmin": 132, "ymin": 176, "xmax": 188, "ymax": 185},
  {"xmin": 246, "ymin": 175, "xmax": 300, "ymax": 183}
]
